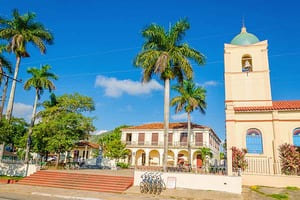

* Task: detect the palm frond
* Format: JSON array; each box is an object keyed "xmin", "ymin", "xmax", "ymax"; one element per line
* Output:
[
  {"xmin": 142, "ymin": 24, "xmax": 168, "ymax": 50},
  {"xmin": 24, "ymin": 64, "xmax": 58, "ymax": 96},
  {"xmin": 179, "ymin": 43, "xmax": 206, "ymax": 65},
  {"xmin": 0, "ymin": 9, "xmax": 53, "ymax": 57},
  {"xmin": 135, "ymin": 19, "xmax": 205, "ymax": 85},
  {"xmin": 171, "ymin": 79, "xmax": 207, "ymax": 114},
  {"xmin": 169, "ymin": 18, "xmax": 190, "ymax": 45}
]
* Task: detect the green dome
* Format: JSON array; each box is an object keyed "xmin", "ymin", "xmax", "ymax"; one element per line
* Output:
[{"xmin": 231, "ymin": 27, "xmax": 259, "ymax": 45}]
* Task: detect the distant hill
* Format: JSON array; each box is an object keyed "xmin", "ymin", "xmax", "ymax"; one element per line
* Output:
[{"xmin": 89, "ymin": 125, "xmax": 130, "ymax": 143}]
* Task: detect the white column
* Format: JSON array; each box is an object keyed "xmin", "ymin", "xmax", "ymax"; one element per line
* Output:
[
  {"xmin": 131, "ymin": 150, "xmax": 136, "ymax": 166},
  {"xmin": 145, "ymin": 150, "xmax": 149, "ymax": 166},
  {"xmin": 174, "ymin": 150, "xmax": 178, "ymax": 167},
  {"xmin": 159, "ymin": 151, "xmax": 163, "ymax": 166},
  {"xmin": 84, "ymin": 145, "xmax": 88, "ymax": 160}
]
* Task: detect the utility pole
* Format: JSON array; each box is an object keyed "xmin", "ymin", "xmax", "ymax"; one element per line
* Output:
[
  {"xmin": 0, "ymin": 72, "xmax": 22, "ymax": 120},
  {"xmin": 0, "ymin": 72, "xmax": 22, "ymax": 162}
]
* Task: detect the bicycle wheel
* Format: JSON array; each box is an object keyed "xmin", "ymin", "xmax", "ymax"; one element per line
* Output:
[
  {"xmin": 153, "ymin": 182, "xmax": 158, "ymax": 195},
  {"xmin": 139, "ymin": 182, "xmax": 145, "ymax": 193},
  {"xmin": 149, "ymin": 183, "xmax": 153, "ymax": 194},
  {"xmin": 155, "ymin": 182, "xmax": 161, "ymax": 195}
]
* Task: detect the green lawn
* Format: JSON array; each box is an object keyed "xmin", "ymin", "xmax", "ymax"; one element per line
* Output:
[{"xmin": 0, "ymin": 175, "xmax": 23, "ymax": 180}]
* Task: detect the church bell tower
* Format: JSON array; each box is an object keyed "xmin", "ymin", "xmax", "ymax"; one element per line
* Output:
[{"xmin": 224, "ymin": 26, "xmax": 272, "ymax": 107}]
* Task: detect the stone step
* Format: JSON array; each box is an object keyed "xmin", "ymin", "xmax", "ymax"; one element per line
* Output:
[
  {"xmin": 21, "ymin": 176, "xmax": 132, "ymax": 185},
  {"xmin": 19, "ymin": 181, "xmax": 125, "ymax": 193},
  {"xmin": 26, "ymin": 174, "xmax": 133, "ymax": 182},
  {"xmin": 17, "ymin": 170, "xmax": 133, "ymax": 193},
  {"xmin": 18, "ymin": 179, "xmax": 130, "ymax": 190},
  {"xmin": 33, "ymin": 171, "xmax": 133, "ymax": 180}
]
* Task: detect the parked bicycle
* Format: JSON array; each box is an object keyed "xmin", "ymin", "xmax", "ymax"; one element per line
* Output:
[
  {"xmin": 140, "ymin": 172, "xmax": 166, "ymax": 195},
  {"xmin": 64, "ymin": 162, "xmax": 80, "ymax": 170}
]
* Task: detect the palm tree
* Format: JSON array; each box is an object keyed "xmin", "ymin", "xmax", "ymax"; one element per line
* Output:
[
  {"xmin": 196, "ymin": 147, "xmax": 212, "ymax": 172},
  {"xmin": 0, "ymin": 44, "xmax": 12, "ymax": 119},
  {"xmin": 134, "ymin": 19, "xmax": 205, "ymax": 171},
  {"xmin": 24, "ymin": 64, "xmax": 58, "ymax": 163},
  {"xmin": 0, "ymin": 44, "xmax": 12, "ymax": 86},
  {"xmin": 0, "ymin": 9, "xmax": 53, "ymax": 120},
  {"xmin": 0, "ymin": 45, "xmax": 12, "ymax": 161},
  {"xmin": 171, "ymin": 80, "xmax": 206, "ymax": 169}
]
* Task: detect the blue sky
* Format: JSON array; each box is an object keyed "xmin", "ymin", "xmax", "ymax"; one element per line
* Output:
[{"xmin": 1, "ymin": 0, "xmax": 300, "ymax": 140}]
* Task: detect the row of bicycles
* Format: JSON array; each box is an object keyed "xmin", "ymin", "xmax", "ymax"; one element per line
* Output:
[{"xmin": 140, "ymin": 172, "xmax": 166, "ymax": 195}]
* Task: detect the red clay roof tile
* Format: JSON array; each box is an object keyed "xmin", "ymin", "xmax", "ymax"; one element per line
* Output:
[
  {"xmin": 234, "ymin": 100, "xmax": 300, "ymax": 112},
  {"xmin": 124, "ymin": 122, "xmax": 208, "ymax": 130}
]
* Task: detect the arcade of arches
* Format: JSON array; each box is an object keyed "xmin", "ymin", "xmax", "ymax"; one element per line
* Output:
[{"xmin": 125, "ymin": 148, "xmax": 205, "ymax": 168}]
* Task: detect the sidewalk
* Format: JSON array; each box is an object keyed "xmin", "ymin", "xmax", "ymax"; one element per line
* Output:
[
  {"xmin": 0, "ymin": 184, "xmax": 243, "ymax": 200},
  {"xmin": 2, "ymin": 183, "xmax": 299, "ymax": 200}
]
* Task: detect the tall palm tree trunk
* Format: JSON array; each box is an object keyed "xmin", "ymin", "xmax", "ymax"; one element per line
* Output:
[
  {"xmin": 0, "ymin": 77, "xmax": 9, "ymax": 162},
  {"xmin": 0, "ymin": 76, "xmax": 8, "ymax": 119},
  {"xmin": 6, "ymin": 56, "xmax": 21, "ymax": 120},
  {"xmin": 24, "ymin": 89, "xmax": 38, "ymax": 163},
  {"xmin": 187, "ymin": 112, "xmax": 192, "ymax": 171},
  {"xmin": 163, "ymin": 78, "xmax": 170, "ymax": 172}
]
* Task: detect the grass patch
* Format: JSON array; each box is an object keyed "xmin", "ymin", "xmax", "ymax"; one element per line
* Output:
[
  {"xmin": 267, "ymin": 193, "xmax": 289, "ymax": 200},
  {"xmin": 0, "ymin": 175, "xmax": 23, "ymax": 180},
  {"xmin": 286, "ymin": 186, "xmax": 299, "ymax": 191},
  {"xmin": 250, "ymin": 185, "xmax": 264, "ymax": 195},
  {"xmin": 250, "ymin": 186, "xmax": 290, "ymax": 200}
]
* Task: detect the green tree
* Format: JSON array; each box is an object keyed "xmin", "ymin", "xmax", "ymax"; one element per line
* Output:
[
  {"xmin": 98, "ymin": 125, "xmax": 129, "ymax": 161},
  {"xmin": 196, "ymin": 147, "xmax": 212, "ymax": 172},
  {"xmin": 220, "ymin": 152, "xmax": 225, "ymax": 160},
  {"xmin": 134, "ymin": 19, "xmax": 205, "ymax": 171},
  {"xmin": 33, "ymin": 93, "xmax": 95, "ymax": 168},
  {"xmin": 23, "ymin": 65, "xmax": 58, "ymax": 163},
  {"xmin": 0, "ymin": 9, "xmax": 53, "ymax": 120},
  {"xmin": 0, "ymin": 117, "xmax": 27, "ymax": 150},
  {"xmin": 171, "ymin": 80, "xmax": 206, "ymax": 169}
]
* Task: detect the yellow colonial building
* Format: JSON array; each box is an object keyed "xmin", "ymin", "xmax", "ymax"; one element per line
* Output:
[
  {"xmin": 121, "ymin": 122, "xmax": 221, "ymax": 169},
  {"xmin": 225, "ymin": 25, "xmax": 300, "ymax": 177}
]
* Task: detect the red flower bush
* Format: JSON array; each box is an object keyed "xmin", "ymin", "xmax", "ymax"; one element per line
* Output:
[
  {"xmin": 231, "ymin": 146, "xmax": 248, "ymax": 171},
  {"xmin": 278, "ymin": 143, "xmax": 300, "ymax": 175}
]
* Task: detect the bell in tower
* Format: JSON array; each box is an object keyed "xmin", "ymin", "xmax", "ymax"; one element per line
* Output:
[{"xmin": 242, "ymin": 55, "xmax": 252, "ymax": 72}]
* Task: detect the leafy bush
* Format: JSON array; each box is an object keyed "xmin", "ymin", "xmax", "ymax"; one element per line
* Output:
[
  {"xmin": 117, "ymin": 162, "xmax": 129, "ymax": 169},
  {"xmin": 278, "ymin": 143, "xmax": 300, "ymax": 175},
  {"xmin": 231, "ymin": 146, "xmax": 248, "ymax": 171}
]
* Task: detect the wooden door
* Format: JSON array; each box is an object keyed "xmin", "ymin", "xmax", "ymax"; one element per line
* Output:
[
  {"xmin": 180, "ymin": 133, "xmax": 187, "ymax": 146},
  {"xmin": 195, "ymin": 132, "xmax": 203, "ymax": 146},
  {"xmin": 152, "ymin": 133, "xmax": 158, "ymax": 145},
  {"xmin": 196, "ymin": 154, "xmax": 202, "ymax": 168},
  {"xmin": 142, "ymin": 153, "xmax": 146, "ymax": 165},
  {"xmin": 168, "ymin": 133, "xmax": 173, "ymax": 145},
  {"xmin": 138, "ymin": 133, "xmax": 145, "ymax": 145}
]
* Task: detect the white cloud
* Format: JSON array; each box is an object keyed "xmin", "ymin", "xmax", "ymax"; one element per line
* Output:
[
  {"xmin": 95, "ymin": 75, "xmax": 163, "ymax": 98},
  {"xmin": 171, "ymin": 113, "xmax": 188, "ymax": 121},
  {"xmin": 9, "ymin": 102, "xmax": 33, "ymax": 121},
  {"xmin": 202, "ymin": 80, "xmax": 218, "ymax": 87},
  {"xmin": 91, "ymin": 130, "xmax": 108, "ymax": 135}
]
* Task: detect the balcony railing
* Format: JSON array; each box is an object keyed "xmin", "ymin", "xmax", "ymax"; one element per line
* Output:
[
  {"xmin": 195, "ymin": 142, "xmax": 203, "ymax": 146},
  {"xmin": 151, "ymin": 141, "xmax": 158, "ymax": 146},
  {"xmin": 124, "ymin": 140, "xmax": 209, "ymax": 148}
]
